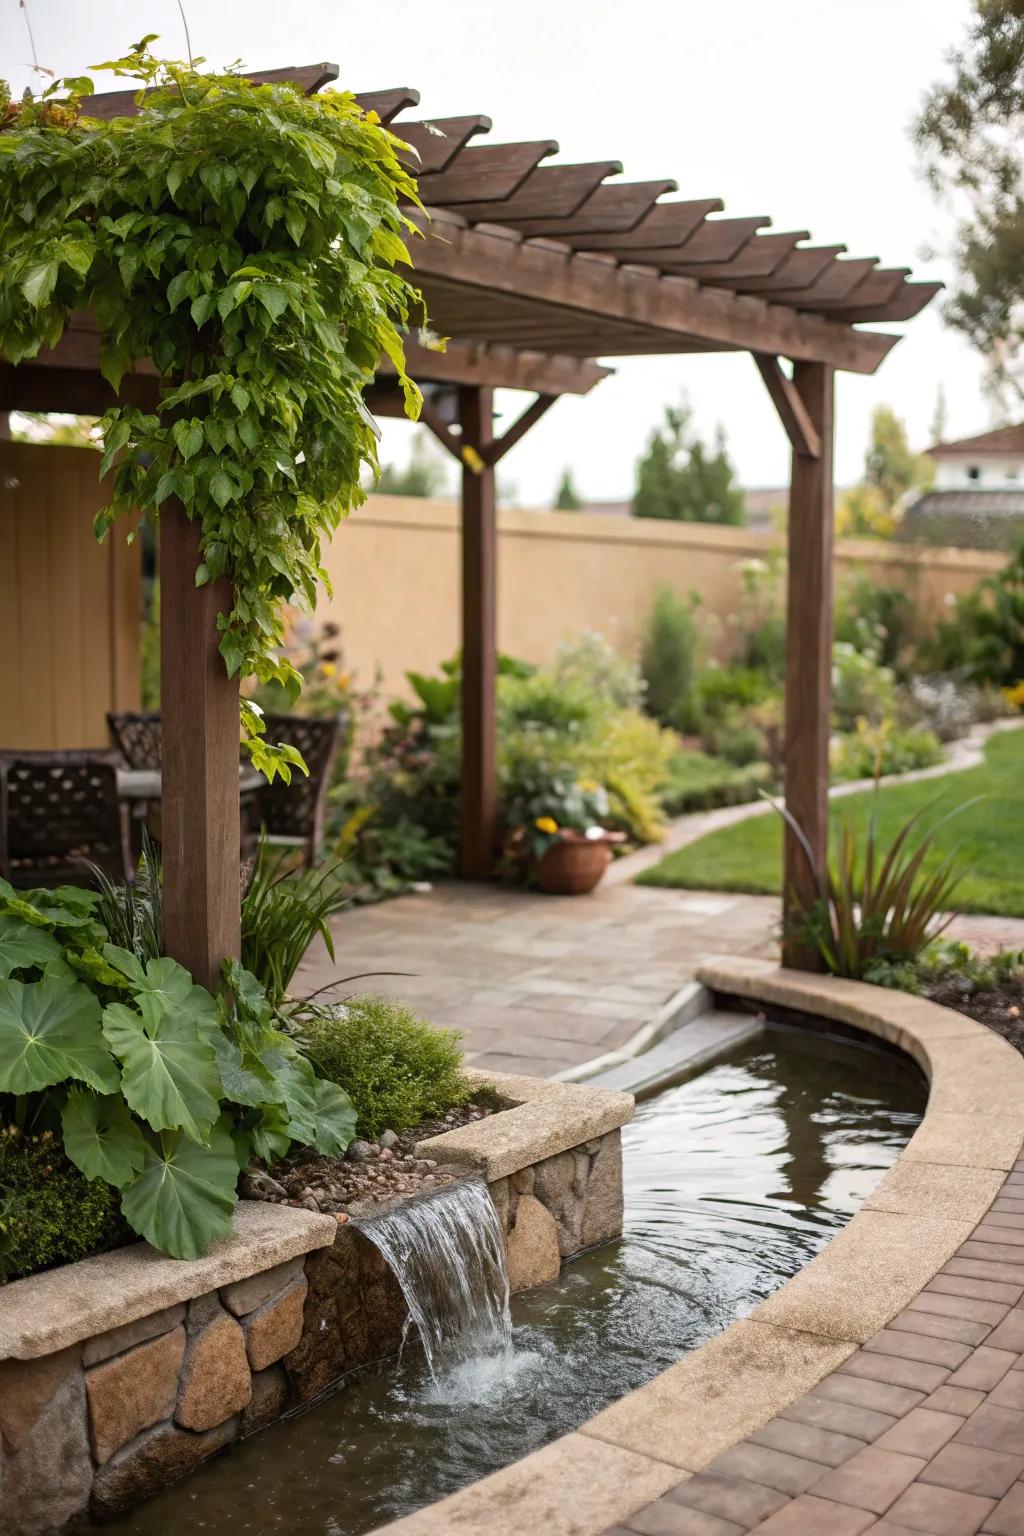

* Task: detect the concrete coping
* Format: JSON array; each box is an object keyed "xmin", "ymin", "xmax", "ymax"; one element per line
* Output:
[
  {"xmin": 416, "ymin": 1067, "xmax": 634, "ymax": 1181},
  {"xmin": 0, "ymin": 1201, "xmax": 337, "ymax": 1363},
  {"xmin": 0, "ymin": 1069, "xmax": 632, "ymax": 1365},
  {"xmin": 376, "ymin": 960, "xmax": 1024, "ymax": 1536}
]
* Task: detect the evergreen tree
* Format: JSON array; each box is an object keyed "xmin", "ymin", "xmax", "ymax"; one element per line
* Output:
[
  {"xmin": 632, "ymin": 402, "xmax": 744, "ymax": 524},
  {"xmin": 377, "ymin": 431, "xmax": 449, "ymax": 497},
  {"xmin": 554, "ymin": 467, "xmax": 583, "ymax": 510},
  {"xmin": 916, "ymin": 2, "xmax": 1024, "ymax": 408}
]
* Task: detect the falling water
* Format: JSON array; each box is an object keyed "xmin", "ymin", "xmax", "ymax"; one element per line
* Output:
[{"xmin": 354, "ymin": 1174, "xmax": 513, "ymax": 1380}]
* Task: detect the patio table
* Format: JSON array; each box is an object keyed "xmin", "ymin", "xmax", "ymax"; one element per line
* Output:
[{"xmin": 117, "ymin": 767, "xmax": 264, "ymax": 801}]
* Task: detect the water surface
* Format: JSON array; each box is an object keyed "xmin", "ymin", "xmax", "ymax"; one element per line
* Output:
[{"xmin": 115, "ymin": 1027, "xmax": 924, "ymax": 1536}]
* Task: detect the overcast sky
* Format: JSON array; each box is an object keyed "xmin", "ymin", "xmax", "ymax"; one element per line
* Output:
[{"xmin": 3, "ymin": 0, "xmax": 986, "ymax": 504}]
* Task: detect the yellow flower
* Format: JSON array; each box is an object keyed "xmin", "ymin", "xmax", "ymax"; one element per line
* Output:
[
  {"xmin": 535, "ymin": 816, "xmax": 558, "ymax": 835},
  {"xmin": 337, "ymin": 671, "xmax": 352, "ymax": 690},
  {"xmin": 1004, "ymin": 680, "xmax": 1024, "ymax": 712},
  {"xmin": 578, "ymin": 778, "xmax": 600, "ymax": 793},
  {"xmin": 320, "ymin": 662, "xmax": 337, "ymax": 679}
]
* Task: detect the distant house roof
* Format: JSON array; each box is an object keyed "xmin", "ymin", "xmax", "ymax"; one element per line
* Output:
[
  {"xmin": 927, "ymin": 424, "xmax": 1024, "ymax": 457},
  {"xmin": 899, "ymin": 488, "xmax": 1024, "ymax": 549}
]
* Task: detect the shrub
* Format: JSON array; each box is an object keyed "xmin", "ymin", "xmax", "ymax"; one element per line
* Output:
[
  {"xmin": 831, "ymin": 719, "xmax": 944, "ymax": 782},
  {"xmin": 0, "ymin": 1125, "xmax": 132, "ymax": 1284},
  {"xmin": 694, "ymin": 665, "xmax": 773, "ymax": 725},
  {"xmin": 731, "ymin": 556, "xmax": 786, "ymax": 679},
  {"xmin": 831, "ymin": 642, "xmax": 898, "ymax": 730},
  {"xmin": 909, "ymin": 674, "xmax": 1004, "ymax": 742},
  {"xmin": 930, "ymin": 540, "xmax": 1024, "ymax": 687},
  {"xmin": 296, "ymin": 995, "xmax": 469, "ymax": 1139},
  {"xmin": 661, "ymin": 752, "xmax": 772, "ymax": 815},
  {"xmin": 701, "ymin": 712, "xmax": 765, "ymax": 767},
  {"xmin": 241, "ymin": 839, "xmax": 354, "ymax": 1007},
  {"xmin": 640, "ymin": 587, "xmax": 702, "ymax": 731},
  {"xmin": 772, "ymin": 794, "xmax": 967, "ymax": 979},
  {"xmin": 834, "ymin": 568, "xmax": 914, "ymax": 669},
  {"xmin": 550, "ymin": 631, "xmax": 645, "ymax": 711},
  {"xmin": 0, "ymin": 879, "xmax": 357, "ymax": 1264}
]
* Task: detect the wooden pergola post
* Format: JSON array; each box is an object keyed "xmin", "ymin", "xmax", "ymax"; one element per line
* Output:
[
  {"xmin": 781, "ymin": 360, "xmax": 835, "ymax": 969},
  {"xmin": 458, "ymin": 384, "xmax": 498, "ymax": 879},
  {"xmin": 160, "ymin": 503, "xmax": 241, "ymax": 988}
]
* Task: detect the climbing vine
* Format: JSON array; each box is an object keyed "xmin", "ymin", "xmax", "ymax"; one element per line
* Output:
[{"xmin": 0, "ymin": 41, "xmax": 423, "ymax": 775}]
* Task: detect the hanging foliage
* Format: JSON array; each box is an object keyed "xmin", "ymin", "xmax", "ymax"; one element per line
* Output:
[{"xmin": 0, "ymin": 41, "xmax": 424, "ymax": 776}]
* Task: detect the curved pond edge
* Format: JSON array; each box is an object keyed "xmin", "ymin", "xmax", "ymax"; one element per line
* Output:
[{"xmin": 375, "ymin": 958, "xmax": 1024, "ymax": 1536}]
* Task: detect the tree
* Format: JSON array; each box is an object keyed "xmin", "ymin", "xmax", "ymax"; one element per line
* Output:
[
  {"xmin": 554, "ymin": 466, "xmax": 582, "ymax": 510},
  {"xmin": 916, "ymin": 2, "xmax": 1024, "ymax": 408},
  {"xmin": 378, "ymin": 431, "xmax": 449, "ymax": 497},
  {"xmin": 632, "ymin": 401, "xmax": 744, "ymax": 524},
  {"xmin": 837, "ymin": 405, "xmax": 933, "ymax": 539}
]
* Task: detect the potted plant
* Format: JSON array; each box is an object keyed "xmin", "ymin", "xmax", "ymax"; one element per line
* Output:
[{"xmin": 505, "ymin": 777, "xmax": 625, "ymax": 895}]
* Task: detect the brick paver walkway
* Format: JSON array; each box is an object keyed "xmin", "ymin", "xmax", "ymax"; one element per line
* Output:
[{"xmin": 606, "ymin": 1159, "xmax": 1024, "ymax": 1536}]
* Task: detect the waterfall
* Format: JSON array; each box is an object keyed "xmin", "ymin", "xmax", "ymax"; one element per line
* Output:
[{"xmin": 355, "ymin": 1175, "xmax": 513, "ymax": 1381}]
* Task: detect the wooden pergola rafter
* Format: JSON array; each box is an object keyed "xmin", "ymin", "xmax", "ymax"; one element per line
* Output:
[{"xmin": 0, "ymin": 60, "xmax": 941, "ymax": 981}]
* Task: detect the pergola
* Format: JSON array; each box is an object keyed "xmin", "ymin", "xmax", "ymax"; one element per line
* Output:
[{"xmin": 0, "ymin": 62, "xmax": 939, "ymax": 985}]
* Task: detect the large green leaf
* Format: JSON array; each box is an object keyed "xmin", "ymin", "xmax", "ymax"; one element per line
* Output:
[
  {"xmin": 102, "ymin": 995, "xmax": 221, "ymax": 1141},
  {"xmin": 210, "ymin": 1031, "xmax": 282, "ymax": 1109},
  {"xmin": 262, "ymin": 1047, "xmax": 319, "ymax": 1144},
  {"xmin": 0, "ymin": 977, "xmax": 119, "ymax": 1094},
  {"xmin": 310, "ymin": 1079, "xmax": 357, "ymax": 1157},
  {"xmin": 120, "ymin": 1123, "xmax": 239, "ymax": 1259},
  {"xmin": 0, "ymin": 915, "xmax": 62, "ymax": 979},
  {"xmin": 62, "ymin": 1089, "xmax": 148, "ymax": 1188},
  {"xmin": 103, "ymin": 947, "xmax": 221, "ymax": 1039}
]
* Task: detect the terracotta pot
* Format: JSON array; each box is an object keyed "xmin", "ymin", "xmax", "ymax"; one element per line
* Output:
[{"xmin": 536, "ymin": 830, "xmax": 625, "ymax": 896}]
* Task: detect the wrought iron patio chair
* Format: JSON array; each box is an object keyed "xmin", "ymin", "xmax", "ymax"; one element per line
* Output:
[
  {"xmin": 0, "ymin": 751, "xmax": 133, "ymax": 888},
  {"xmin": 258, "ymin": 713, "xmax": 345, "ymax": 868},
  {"xmin": 106, "ymin": 711, "xmax": 163, "ymax": 770}
]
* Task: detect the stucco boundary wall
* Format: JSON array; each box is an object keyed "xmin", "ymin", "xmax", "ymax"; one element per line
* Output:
[
  {"xmin": 319, "ymin": 495, "xmax": 1004, "ymax": 698},
  {"xmin": 376, "ymin": 960, "xmax": 1024, "ymax": 1536},
  {"xmin": 0, "ymin": 1072, "xmax": 632, "ymax": 1536}
]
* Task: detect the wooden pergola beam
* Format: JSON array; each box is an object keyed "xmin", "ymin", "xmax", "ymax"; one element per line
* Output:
[
  {"xmin": 576, "ymin": 198, "xmax": 724, "ymax": 253},
  {"xmin": 513, "ymin": 180, "xmax": 679, "ymax": 239},
  {"xmin": 395, "ymin": 115, "xmax": 493, "ymax": 174},
  {"xmin": 455, "ymin": 162, "xmax": 624, "ymax": 223},
  {"xmin": 681, "ymin": 231, "xmax": 810, "ymax": 283},
  {"xmin": 412, "ymin": 215, "xmax": 899, "ymax": 374},
  {"xmin": 459, "ymin": 385, "xmax": 498, "ymax": 879}
]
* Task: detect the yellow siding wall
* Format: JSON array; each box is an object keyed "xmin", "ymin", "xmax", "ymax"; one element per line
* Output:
[{"xmin": 0, "ymin": 440, "xmax": 140, "ymax": 749}]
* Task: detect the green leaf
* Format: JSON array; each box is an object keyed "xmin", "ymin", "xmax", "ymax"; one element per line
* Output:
[
  {"xmin": 0, "ymin": 977, "xmax": 118, "ymax": 1094},
  {"xmin": 22, "ymin": 260, "xmax": 60, "ymax": 307},
  {"xmin": 209, "ymin": 470, "xmax": 236, "ymax": 509},
  {"xmin": 120, "ymin": 1122, "xmax": 239, "ymax": 1259},
  {"xmin": 250, "ymin": 1106, "xmax": 292, "ymax": 1164},
  {"xmin": 0, "ymin": 915, "xmax": 62, "ymax": 979},
  {"xmin": 255, "ymin": 284, "xmax": 287, "ymax": 321},
  {"xmin": 173, "ymin": 419, "xmax": 204, "ymax": 463},
  {"xmin": 210, "ymin": 1032, "xmax": 280, "ymax": 1108},
  {"xmin": 62, "ymin": 1089, "xmax": 148, "ymax": 1187},
  {"xmin": 310, "ymin": 1079, "xmax": 357, "ymax": 1157},
  {"xmin": 102, "ymin": 995, "xmax": 221, "ymax": 1141}
]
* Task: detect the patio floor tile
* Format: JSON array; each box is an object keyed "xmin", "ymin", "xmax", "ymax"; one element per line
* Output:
[{"xmin": 884, "ymin": 1481, "xmax": 995, "ymax": 1534}]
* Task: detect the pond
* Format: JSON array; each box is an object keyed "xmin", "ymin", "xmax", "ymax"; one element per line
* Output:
[{"xmin": 115, "ymin": 1025, "xmax": 925, "ymax": 1536}]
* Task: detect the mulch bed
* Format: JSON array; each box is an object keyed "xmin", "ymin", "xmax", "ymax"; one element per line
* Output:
[
  {"xmin": 924, "ymin": 976, "xmax": 1024, "ymax": 1054},
  {"xmin": 239, "ymin": 1100, "xmax": 497, "ymax": 1220}
]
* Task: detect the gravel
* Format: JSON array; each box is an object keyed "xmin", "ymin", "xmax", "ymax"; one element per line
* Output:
[{"xmin": 239, "ymin": 1101, "xmax": 496, "ymax": 1219}]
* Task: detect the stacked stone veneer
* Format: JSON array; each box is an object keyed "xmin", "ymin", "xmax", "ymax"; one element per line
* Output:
[{"xmin": 0, "ymin": 1073, "xmax": 632, "ymax": 1535}]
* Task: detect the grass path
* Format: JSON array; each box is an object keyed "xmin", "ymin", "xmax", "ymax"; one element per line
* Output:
[{"xmin": 637, "ymin": 726, "xmax": 1024, "ymax": 918}]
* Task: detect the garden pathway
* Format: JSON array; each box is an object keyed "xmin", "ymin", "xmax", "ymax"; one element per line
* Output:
[{"xmin": 297, "ymin": 881, "xmax": 1024, "ymax": 1080}]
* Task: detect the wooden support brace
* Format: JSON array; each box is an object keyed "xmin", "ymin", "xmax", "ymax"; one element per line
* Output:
[
  {"xmin": 754, "ymin": 354, "xmax": 821, "ymax": 459},
  {"xmin": 482, "ymin": 394, "xmax": 557, "ymax": 465},
  {"xmin": 160, "ymin": 504, "xmax": 241, "ymax": 989},
  {"xmin": 782, "ymin": 361, "xmax": 835, "ymax": 971}
]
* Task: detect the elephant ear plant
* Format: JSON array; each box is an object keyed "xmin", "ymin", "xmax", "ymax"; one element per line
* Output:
[
  {"xmin": 0, "ymin": 879, "xmax": 356, "ymax": 1264},
  {"xmin": 0, "ymin": 40, "xmax": 423, "ymax": 776}
]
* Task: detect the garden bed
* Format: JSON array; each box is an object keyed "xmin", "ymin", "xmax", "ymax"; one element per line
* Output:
[{"xmin": 0, "ymin": 1070, "xmax": 631, "ymax": 1535}]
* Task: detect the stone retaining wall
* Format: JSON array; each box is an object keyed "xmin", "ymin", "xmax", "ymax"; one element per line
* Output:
[{"xmin": 0, "ymin": 1072, "xmax": 631, "ymax": 1535}]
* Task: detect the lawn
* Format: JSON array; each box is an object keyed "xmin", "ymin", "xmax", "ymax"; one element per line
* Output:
[{"xmin": 637, "ymin": 726, "xmax": 1024, "ymax": 918}]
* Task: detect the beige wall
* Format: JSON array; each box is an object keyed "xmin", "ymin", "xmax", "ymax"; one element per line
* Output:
[
  {"xmin": 319, "ymin": 494, "xmax": 1002, "ymax": 698},
  {"xmin": 0, "ymin": 440, "xmax": 140, "ymax": 749}
]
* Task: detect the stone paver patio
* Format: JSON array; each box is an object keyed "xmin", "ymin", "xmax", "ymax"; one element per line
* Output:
[
  {"xmin": 296, "ymin": 876, "xmax": 1024, "ymax": 1080},
  {"xmin": 295, "ymin": 880, "xmax": 778, "ymax": 1078}
]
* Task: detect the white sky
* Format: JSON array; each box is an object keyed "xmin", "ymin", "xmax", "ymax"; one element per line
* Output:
[{"xmin": 2, "ymin": 0, "xmax": 988, "ymax": 504}]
